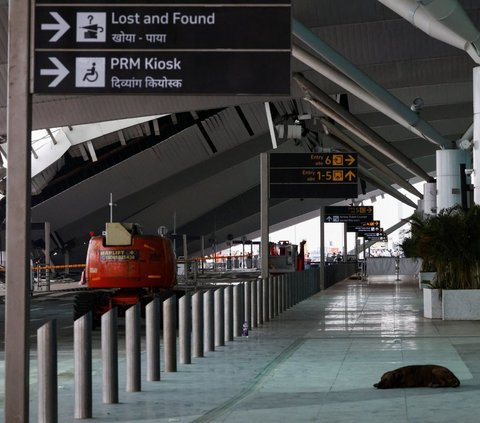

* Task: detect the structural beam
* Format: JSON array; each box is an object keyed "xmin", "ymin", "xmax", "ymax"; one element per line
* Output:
[
  {"xmin": 320, "ymin": 120, "xmax": 422, "ymax": 199},
  {"xmin": 294, "ymin": 73, "xmax": 433, "ymax": 182},
  {"xmin": 292, "ymin": 22, "xmax": 452, "ymax": 149},
  {"xmin": 358, "ymin": 166, "xmax": 418, "ymax": 209}
]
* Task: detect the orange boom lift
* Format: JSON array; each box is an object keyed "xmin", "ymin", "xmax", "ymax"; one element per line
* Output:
[{"xmin": 74, "ymin": 222, "xmax": 176, "ymax": 326}]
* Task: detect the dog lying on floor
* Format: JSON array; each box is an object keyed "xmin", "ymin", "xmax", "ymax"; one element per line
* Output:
[{"xmin": 374, "ymin": 365, "xmax": 460, "ymax": 389}]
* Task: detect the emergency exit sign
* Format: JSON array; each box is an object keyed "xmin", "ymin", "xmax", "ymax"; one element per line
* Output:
[{"xmin": 33, "ymin": 1, "xmax": 291, "ymax": 94}]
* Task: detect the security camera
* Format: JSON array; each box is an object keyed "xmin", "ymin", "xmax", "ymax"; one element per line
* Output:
[{"xmin": 410, "ymin": 97, "xmax": 424, "ymax": 113}]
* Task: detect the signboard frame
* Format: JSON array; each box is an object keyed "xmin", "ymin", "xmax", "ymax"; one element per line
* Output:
[
  {"xmin": 269, "ymin": 152, "xmax": 358, "ymax": 199},
  {"xmin": 32, "ymin": 1, "xmax": 292, "ymax": 95}
]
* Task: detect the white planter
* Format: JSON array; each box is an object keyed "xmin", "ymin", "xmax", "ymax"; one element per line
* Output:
[
  {"xmin": 419, "ymin": 271, "xmax": 436, "ymax": 289},
  {"xmin": 423, "ymin": 288, "xmax": 442, "ymax": 319},
  {"xmin": 442, "ymin": 289, "xmax": 480, "ymax": 320}
]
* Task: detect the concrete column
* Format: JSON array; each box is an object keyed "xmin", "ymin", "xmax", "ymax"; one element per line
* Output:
[
  {"xmin": 244, "ymin": 282, "xmax": 251, "ymax": 329},
  {"xmin": 423, "ymin": 181, "xmax": 437, "ymax": 215},
  {"xmin": 436, "ymin": 149, "xmax": 469, "ymax": 211}
]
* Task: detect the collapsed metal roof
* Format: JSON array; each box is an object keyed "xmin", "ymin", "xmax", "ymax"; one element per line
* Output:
[{"xmin": 0, "ymin": 0, "xmax": 478, "ymax": 261}]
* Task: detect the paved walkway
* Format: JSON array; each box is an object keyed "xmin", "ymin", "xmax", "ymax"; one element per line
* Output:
[{"xmin": 14, "ymin": 275, "xmax": 480, "ymax": 422}]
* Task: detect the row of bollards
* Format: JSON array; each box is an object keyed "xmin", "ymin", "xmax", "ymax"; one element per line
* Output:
[{"xmin": 36, "ymin": 269, "xmax": 320, "ymax": 421}]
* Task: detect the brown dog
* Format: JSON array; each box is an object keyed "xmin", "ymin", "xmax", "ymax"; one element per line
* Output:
[{"xmin": 374, "ymin": 365, "xmax": 460, "ymax": 389}]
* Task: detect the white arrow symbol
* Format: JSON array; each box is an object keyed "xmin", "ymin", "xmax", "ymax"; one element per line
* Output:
[
  {"xmin": 41, "ymin": 12, "xmax": 70, "ymax": 42},
  {"xmin": 40, "ymin": 57, "xmax": 69, "ymax": 87}
]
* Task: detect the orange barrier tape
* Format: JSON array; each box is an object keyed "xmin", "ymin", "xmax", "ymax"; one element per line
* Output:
[{"xmin": 32, "ymin": 264, "xmax": 86, "ymax": 271}]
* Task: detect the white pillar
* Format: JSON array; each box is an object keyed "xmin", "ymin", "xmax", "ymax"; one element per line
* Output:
[
  {"xmin": 436, "ymin": 149, "xmax": 469, "ymax": 211},
  {"xmin": 423, "ymin": 181, "xmax": 437, "ymax": 215}
]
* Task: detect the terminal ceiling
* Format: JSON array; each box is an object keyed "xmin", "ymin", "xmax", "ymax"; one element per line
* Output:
[{"xmin": 0, "ymin": 0, "xmax": 478, "ymax": 259}]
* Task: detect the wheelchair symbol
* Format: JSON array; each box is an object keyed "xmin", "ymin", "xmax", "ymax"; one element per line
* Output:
[{"xmin": 83, "ymin": 62, "xmax": 98, "ymax": 83}]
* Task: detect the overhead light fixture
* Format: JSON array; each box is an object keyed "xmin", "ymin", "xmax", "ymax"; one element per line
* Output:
[
  {"xmin": 275, "ymin": 124, "xmax": 303, "ymax": 140},
  {"xmin": 264, "ymin": 102, "xmax": 278, "ymax": 149},
  {"xmin": 296, "ymin": 113, "xmax": 311, "ymax": 121},
  {"xmin": 410, "ymin": 97, "xmax": 424, "ymax": 113},
  {"xmin": 458, "ymin": 139, "xmax": 472, "ymax": 150}
]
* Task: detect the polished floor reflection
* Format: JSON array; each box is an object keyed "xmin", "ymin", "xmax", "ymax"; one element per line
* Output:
[{"xmin": 48, "ymin": 276, "xmax": 480, "ymax": 422}]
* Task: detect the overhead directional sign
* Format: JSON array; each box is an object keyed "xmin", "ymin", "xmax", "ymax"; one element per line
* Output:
[
  {"xmin": 324, "ymin": 206, "xmax": 374, "ymax": 225},
  {"xmin": 33, "ymin": 1, "xmax": 291, "ymax": 94},
  {"xmin": 361, "ymin": 229, "xmax": 386, "ymax": 241},
  {"xmin": 269, "ymin": 153, "xmax": 358, "ymax": 199},
  {"xmin": 348, "ymin": 220, "xmax": 381, "ymax": 232}
]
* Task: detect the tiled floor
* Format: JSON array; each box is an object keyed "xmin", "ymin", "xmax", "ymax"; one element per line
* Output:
[{"xmin": 27, "ymin": 276, "xmax": 480, "ymax": 421}]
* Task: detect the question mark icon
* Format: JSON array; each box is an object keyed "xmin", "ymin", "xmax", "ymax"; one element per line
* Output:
[{"xmin": 88, "ymin": 15, "xmax": 93, "ymax": 25}]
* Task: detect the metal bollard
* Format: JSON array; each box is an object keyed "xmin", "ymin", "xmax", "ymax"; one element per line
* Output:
[
  {"xmin": 74, "ymin": 312, "xmax": 92, "ymax": 419},
  {"xmin": 224, "ymin": 285, "xmax": 234, "ymax": 342},
  {"xmin": 263, "ymin": 277, "xmax": 270, "ymax": 322},
  {"xmin": 163, "ymin": 296, "xmax": 177, "ymax": 372},
  {"xmin": 102, "ymin": 308, "xmax": 118, "ymax": 403},
  {"xmin": 126, "ymin": 303, "xmax": 141, "ymax": 392},
  {"xmin": 244, "ymin": 282, "xmax": 251, "ymax": 330},
  {"xmin": 204, "ymin": 290, "xmax": 215, "ymax": 353},
  {"xmin": 192, "ymin": 291, "xmax": 204, "ymax": 357},
  {"xmin": 286, "ymin": 273, "xmax": 291, "ymax": 309},
  {"xmin": 257, "ymin": 278, "xmax": 264, "ymax": 325},
  {"xmin": 38, "ymin": 320, "xmax": 57, "ymax": 423},
  {"xmin": 179, "ymin": 293, "xmax": 192, "ymax": 364},
  {"xmin": 273, "ymin": 276, "xmax": 278, "ymax": 317},
  {"xmin": 269, "ymin": 277, "xmax": 274, "ymax": 319},
  {"xmin": 251, "ymin": 280, "xmax": 258, "ymax": 328},
  {"xmin": 146, "ymin": 298, "xmax": 161, "ymax": 381},
  {"xmin": 214, "ymin": 288, "xmax": 225, "ymax": 347},
  {"xmin": 233, "ymin": 284, "xmax": 243, "ymax": 337}
]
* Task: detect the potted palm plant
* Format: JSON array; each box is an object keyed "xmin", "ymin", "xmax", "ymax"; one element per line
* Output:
[{"xmin": 404, "ymin": 205, "xmax": 480, "ymax": 319}]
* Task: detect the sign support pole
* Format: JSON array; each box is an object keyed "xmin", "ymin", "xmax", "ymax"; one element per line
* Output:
[
  {"xmin": 5, "ymin": 0, "xmax": 32, "ymax": 420},
  {"xmin": 260, "ymin": 153, "xmax": 269, "ymax": 279},
  {"xmin": 319, "ymin": 207, "xmax": 325, "ymax": 290}
]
